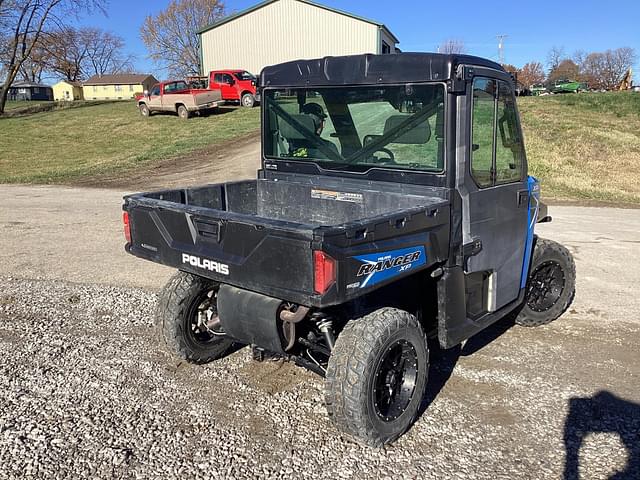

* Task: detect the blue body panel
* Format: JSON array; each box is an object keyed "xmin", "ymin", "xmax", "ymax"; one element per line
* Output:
[{"xmin": 520, "ymin": 176, "xmax": 540, "ymax": 288}]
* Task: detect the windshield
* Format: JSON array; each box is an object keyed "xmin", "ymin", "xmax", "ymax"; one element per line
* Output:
[
  {"xmin": 264, "ymin": 84, "xmax": 445, "ymax": 173},
  {"xmin": 234, "ymin": 71, "xmax": 256, "ymax": 81}
]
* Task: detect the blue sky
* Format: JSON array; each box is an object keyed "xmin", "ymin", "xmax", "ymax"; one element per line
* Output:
[{"xmin": 82, "ymin": 0, "xmax": 639, "ymax": 81}]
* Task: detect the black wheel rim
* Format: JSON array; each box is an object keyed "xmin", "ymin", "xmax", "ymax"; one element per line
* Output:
[
  {"xmin": 185, "ymin": 288, "xmax": 223, "ymax": 346},
  {"xmin": 527, "ymin": 260, "xmax": 566, "ymax": 312},
  {"xmin": 372, "ymin": 340, "xmax": 418, "ymax": 422}
]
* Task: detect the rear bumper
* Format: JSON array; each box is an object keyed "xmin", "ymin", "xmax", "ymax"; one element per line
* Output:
[{"xmin": 191, "ymin": 99, "xmax": 226, "ymax": 111}]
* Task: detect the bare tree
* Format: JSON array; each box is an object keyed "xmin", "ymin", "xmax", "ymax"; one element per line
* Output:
[
  {"xmin": 575, "ymin": 47, "xmax": 636, "ymax": 90},
  {"xmin": 82, "ymin": 27, "xmax": 135, "ymax": 76},
  {"xmin": 42, "ymin": 27, "xmax": 86, "ymax": 81},
  {"xmin": 601, "ymin": 47, "xmax": 636, "ymax": 90},
  {"xmin": 0, "ymin": 0, "xmax": 105, "ymax": 114},
  {"xmin": 141, "ymin": 0, "xmax": 225, "ymax": 77},
  {"xmin": 437, "ymin": 39, "xmax": 465, "ymax": 54},
  {"xmin": 519, "ymin": 61, "xmax": 545, "ymax": 88},
  {"xmin": 546, "ymin": 45, "xmax": 566, "ymax": 73},
  {"xmin": 41, "ymin": 27, "xmax": 135, "ymax": 81},
  {"xmin": 17, "ymin": 36, "xmax": 46, "ymax": 81}
]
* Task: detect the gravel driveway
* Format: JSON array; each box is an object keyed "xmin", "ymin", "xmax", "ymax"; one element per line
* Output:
[{"xmin": 0, "ymin": 185, "xmax": 639, "ymax": 479}]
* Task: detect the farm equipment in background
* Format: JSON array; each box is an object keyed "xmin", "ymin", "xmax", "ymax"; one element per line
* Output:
[
  {"xmin": 530, "ymin": 84, "xmax": 548, "ymax": 96},
  {"xmin": 618, "ymin": 68, "xmax": 633, "ymax": 91},
  {"xmin": 551, "ymin": 79, "xmax": 586, "ymax": 94}
]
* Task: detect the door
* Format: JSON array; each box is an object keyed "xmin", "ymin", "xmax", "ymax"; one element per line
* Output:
[
  {"xmin": 462, "ymin": 72, "xmax": 529, "ymax": 313},
  {"xmin": 148, "ymin": 84, "xmax": 163, "ymax": 110},
  {"xmin": 215, "ymin": 73, "xmax": 237, "ymax": 100}
]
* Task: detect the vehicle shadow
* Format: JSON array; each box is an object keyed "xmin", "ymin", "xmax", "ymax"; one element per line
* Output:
[
  {"xmin": 419, "ymin": 315, "xmax": 516, "ymax": 415},
  {"xmin": 563, "ymin": 391, "xmax": 640, "ymax": 479},
  {"xmin": 147, "ymin": 106, "xmax": 237, "ymax": 119}
]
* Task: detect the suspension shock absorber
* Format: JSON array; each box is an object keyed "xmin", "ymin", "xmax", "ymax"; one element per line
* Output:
[{"xmin": 312, "ymin": 312, "xmax": 335, "ymax": 350}]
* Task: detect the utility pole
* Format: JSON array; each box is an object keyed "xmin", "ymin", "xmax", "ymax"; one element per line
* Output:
[{"xmin": 496, "ymin": 34, "xmax": 508, "ymax": 64}]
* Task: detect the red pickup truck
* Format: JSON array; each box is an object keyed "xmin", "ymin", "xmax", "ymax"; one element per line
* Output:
[
  {"xmin": 137, "ymin": 80, "xmax": 224, "ymax": 119},
  {"xmin": 207, "ymin": 70, "xmax": 259, "ymax": 108}
]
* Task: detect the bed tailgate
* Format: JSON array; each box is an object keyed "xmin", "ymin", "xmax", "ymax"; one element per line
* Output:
[{"xmin": 124, "ymin": 199, "xmax": 316, "ymax": 302}]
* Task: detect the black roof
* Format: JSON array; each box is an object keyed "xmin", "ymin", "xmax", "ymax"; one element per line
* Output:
[{"xmin": 260, "ymin": 53, "xmax": 505, "ymax": 88}]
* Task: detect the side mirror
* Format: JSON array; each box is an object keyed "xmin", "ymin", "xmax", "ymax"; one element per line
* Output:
[
  {"xmin": 227, "ymin": 78, "xmax": 235, "ymax": 85},
  {"xmin": 144, "ymin": 90, "xmax": 149, "ymax": 97}
]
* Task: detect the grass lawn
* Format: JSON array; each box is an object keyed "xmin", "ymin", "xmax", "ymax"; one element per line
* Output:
[
  {"xmin": 1, "ymin": 92, "xmax": 638, "ymax": 205},
  {"xmin": 3, "ymin": 100, "xmax": 55, "ymax": 111},
  {"xmin": 0, "ymin": 102, "xmax": 260, "ymax": 183},
  {"xmin": 519, "ymin": 92, "xmax": 640, "ymax": 204}
]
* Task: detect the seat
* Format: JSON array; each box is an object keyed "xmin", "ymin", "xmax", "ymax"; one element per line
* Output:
[{"xmin": 383, "ymin": 115, "xmax": 431, "ymax": 144}]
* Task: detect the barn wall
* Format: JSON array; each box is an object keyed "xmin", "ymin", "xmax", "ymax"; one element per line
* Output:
[{"xmin": 200, "ymin": 0, "xmax": 380, "ymax": 75}]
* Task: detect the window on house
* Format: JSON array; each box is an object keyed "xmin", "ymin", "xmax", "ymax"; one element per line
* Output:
[
  {"xmin": 115, "ymin": 85, "xmax": 122, "ymax": 92},
  {"xmin": 129, "ymin": 85, "xmax": 134, "ymax": 92},
  {"xmin": 33, "ymin": 87, "xmax": 40, "ymax": 94},
  {"xmin": 382, "ymin": 41, "xmax": 391, "ymax": 54},
  {"xmin": 93, "ymin": 86, "xmax": 98, "ymax": 92}
]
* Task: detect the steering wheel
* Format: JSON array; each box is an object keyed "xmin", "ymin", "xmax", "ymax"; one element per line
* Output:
[
  {"xmin": 373, "ymin": 147, "xmax": 396, "ymax": 163},
  {"xmin": 362, "ymin": 135, "xmax": 396, "ymax": 163}
]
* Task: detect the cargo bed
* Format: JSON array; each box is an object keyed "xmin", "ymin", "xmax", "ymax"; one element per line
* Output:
[{"xmin": 124, "ymin": 175, "xmax": 450, "ymax": 307}]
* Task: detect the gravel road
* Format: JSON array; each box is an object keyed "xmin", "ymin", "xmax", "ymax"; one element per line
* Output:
[{"xmin": 0, "ymin": 184, "xmax": 639, "ymax": 479}]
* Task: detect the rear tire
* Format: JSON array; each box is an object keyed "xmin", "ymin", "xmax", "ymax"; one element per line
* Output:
[
  {"xmin": 516, "ymin": 238, "xmax": 576, "ymax": 327},
  {"xmin": 325, "ymin": 308, "xmax": 428, "ymax": 447},
  {"xmin": 241, "ymin": 93, "xmax": 255, "ymax": 108},
  {"xmin": 177, "ymin": 104, "xmax": 190, "ymax": 119},
  {"xmin": 156, "ymin": 271, "xmax": 236, "ymax": 364}
]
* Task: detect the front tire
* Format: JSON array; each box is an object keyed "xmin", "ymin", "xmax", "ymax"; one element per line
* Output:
[
  {"xmin": 325, "ymin": 308, "xmax": 428, "ymax": 447},
  {"xmin": 139, "ymin": 103, "xmax": 150, "ymax": 117},
  {"xmin": 516, "ymin": 238, "xmax": 576, "ymax": 327},
  {"xmin": 241, "ymin": 93, "xmax": 255, "ymax": 108},
  {"xmin": 156, "ymin": 271, "xmax": 236, "ymax": 364}
]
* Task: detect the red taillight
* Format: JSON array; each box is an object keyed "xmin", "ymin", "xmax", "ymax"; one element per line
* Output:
[
  {"xmin": 314, "ymin": 251, "xmax": 336, "ymax": 295},
  {"xmin": 123, "ymin": 211, "xmax": 131, "ymax": 243}
]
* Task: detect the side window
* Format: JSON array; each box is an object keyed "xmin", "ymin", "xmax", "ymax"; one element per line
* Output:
[
  {"xmin": 150, "ymin": 85, "xmax": 160, "ymax": 96},
  {"xmin": 213, "ymin": 74, "xmax": 223, "ymax": 83},
  {"xmin": 495, "ymin": 81, "xmax": 524, "ymax": 183},
  {"xmin": 223, "ymin": 74, "xmax": 233, "ymax": 84},
  {"xmin": 471, "ymin": 78, "xmax": 496, "ymax": 188}
]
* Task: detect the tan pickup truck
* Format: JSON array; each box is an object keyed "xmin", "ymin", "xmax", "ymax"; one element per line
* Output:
[{"xmin": 138, "ymin": 80, "xmax": 224, "ymax": 119}]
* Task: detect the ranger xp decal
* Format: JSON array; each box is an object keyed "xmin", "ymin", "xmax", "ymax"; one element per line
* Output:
[{"xmin": 354, "ymin": 246, "xmax": 426, "ymax": 288}]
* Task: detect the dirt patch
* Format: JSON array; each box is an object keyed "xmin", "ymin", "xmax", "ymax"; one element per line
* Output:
[
  {"xmin": 239, "ymin": 359, "xmax": 315, "ymax": 394},
  {"xmin": 69, "ymin": 131, "xmax": 260, "ymax": 191}
]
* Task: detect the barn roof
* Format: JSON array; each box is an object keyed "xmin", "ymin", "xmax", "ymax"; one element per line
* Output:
[{"xmin": 197, "ymin": 0, "xmax": 399, "ymax": 43}]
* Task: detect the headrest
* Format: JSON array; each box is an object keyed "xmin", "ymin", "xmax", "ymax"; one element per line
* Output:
[
  {"xmin": 279, "ymin": 114, "xmax": 317, "ymax": 140},
  {"xmin": 383, "ymin": 115, "xmax": 431, "ymax": 144}
]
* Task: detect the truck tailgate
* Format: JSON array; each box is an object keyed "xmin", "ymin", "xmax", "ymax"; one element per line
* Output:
[{"xmin": 125, "ymin": 197, "xmax": 315, "ymax": 300}]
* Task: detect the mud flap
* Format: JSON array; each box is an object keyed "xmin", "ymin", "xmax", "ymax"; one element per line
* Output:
[{"xmin": 217, "ymin": 284, "xmax": 285, "ymax": 353}]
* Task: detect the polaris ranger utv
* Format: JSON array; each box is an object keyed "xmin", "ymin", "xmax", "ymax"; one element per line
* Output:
[{"xmin": 122, "ymin": 53, "xmax": 575, "ymax": 447}]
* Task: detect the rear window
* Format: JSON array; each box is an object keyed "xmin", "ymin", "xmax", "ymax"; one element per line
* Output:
[{"xmin": 263, "ymin": 84, "xmax": 445, "ymax": 174}]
